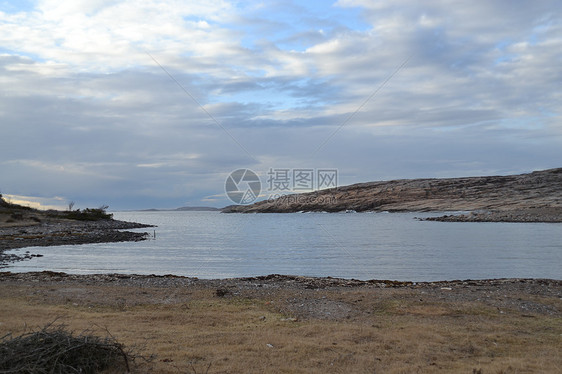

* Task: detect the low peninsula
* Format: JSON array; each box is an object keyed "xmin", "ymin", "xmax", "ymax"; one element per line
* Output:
[{"xmin": 0, "ymin": 198, "xmax": 153, "ymax": 267}]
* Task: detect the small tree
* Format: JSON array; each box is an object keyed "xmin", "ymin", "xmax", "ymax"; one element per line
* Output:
[{"xmin": 68, "ymin": 201, "xmax": 75, "ymax": 211}]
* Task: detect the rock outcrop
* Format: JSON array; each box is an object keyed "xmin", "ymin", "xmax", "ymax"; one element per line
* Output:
[{"xmin": 222, "ymin": 168, "xmax": 562, "ymax": 218}]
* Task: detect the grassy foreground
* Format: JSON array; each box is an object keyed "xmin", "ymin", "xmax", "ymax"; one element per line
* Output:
[{"xmin": 0, "ymin": 274, "xmax": 560, "ymax": 373}]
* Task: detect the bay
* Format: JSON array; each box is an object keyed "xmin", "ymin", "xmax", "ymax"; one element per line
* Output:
[{"xmin": 5, "ymin": 211, "xmax": 562, "ymax": 281}]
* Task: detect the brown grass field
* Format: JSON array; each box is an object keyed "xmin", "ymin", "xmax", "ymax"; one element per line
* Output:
[{"xmin": 0, "ymin": 273, "xmax": 560, "ymax": 373}]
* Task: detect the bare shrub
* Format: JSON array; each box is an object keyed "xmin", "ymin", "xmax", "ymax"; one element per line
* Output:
[{"xmin": 0, "ymin": 323, "xmax": 133, "ymax": 373}]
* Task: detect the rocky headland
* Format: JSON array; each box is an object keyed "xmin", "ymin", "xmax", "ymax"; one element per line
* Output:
[
  {"xmin": 0, "ymin": 198, "xmax": 153, "ymax": 267},
  {"xmin": 222, "ymin": 167, "xmax": 562, "ymax": 222}
]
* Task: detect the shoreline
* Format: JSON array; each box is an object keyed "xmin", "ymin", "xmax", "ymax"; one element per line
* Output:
[
  {"xmin": 223, "ymin": 207, "xmax": 562, "ymax": 222},
  {"xmin": 2, "ymin": 270, "xmax": 560, "ymax": 286},
  {"xmin": 1, "ymin": 270, "xmax": 561, "ymax": 287},
  {"xmin": 423, "ymin": 207, "xmax": 562, "ymax": 223}
]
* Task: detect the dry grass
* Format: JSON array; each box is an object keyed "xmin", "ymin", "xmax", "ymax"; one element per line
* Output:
[{"xmin": 0, "ymin": 282, "xmax": 560, "ymax": 373}]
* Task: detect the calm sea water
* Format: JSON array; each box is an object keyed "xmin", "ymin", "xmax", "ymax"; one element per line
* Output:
[{"xmin": 5, "ymin": 211, "xmax": 562, "ymax": 281}]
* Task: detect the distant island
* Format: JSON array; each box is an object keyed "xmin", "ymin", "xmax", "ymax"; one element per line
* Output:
[
  {"xmin": 139, "ymin": 206, "xmax": 219, "ymax": 212},
  {"xmin": 222, "ymin": 167, "xmax": 562, "ymax": 222}
]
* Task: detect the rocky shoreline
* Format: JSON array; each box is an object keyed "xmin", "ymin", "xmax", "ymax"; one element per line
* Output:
[
  {"xmin": 0, "ymin": 219, "xmax": 153, "ymax": 268},
  {"xmin": 424, "ymin": 207, "xmax": 562, "ymax": 223}
]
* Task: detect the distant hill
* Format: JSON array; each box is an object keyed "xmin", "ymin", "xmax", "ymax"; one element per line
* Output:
[
  {"xmin": 222, "ymin": 168, "xmax": 562, "ymax": 217},
  {"xmin": 139, "ymin": 207, "xmax": 219, "ymax": 212},
  {"xmin": 174, "ymin": 206, "xmax": 219, "ymax": 211}
]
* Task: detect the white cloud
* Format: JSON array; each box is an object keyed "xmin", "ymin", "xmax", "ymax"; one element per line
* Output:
[
  {"xmin": 2, "ymin": 194, "xmax": 67, "ymax": 210},
  {"xmin": 1, "ymin": 0, "xmax": 561, "ymax": 208}
]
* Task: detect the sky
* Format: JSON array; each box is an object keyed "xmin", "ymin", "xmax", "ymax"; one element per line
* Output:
[{"xmin": 1, "ymin": 0, "xmax": 561, "ymax": 210}]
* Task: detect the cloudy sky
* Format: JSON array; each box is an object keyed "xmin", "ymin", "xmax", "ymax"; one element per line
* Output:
[{"xmin": 1, "ymin": 0, "xmax": 561, "ymax": 210}]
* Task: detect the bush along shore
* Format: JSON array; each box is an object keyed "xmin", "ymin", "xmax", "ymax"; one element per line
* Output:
[{"xmin": 0, "ymin": 196, "xmax": 153, "ymax": 267}]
